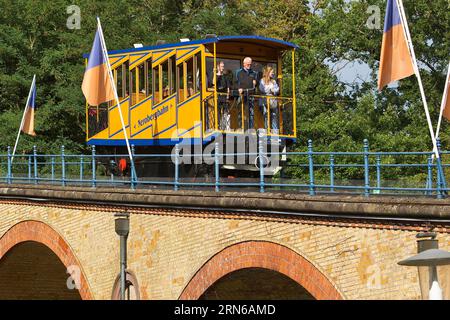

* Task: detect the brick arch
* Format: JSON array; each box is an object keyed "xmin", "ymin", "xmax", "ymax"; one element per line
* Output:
[
  {"xmin": 179, "ymin": 241, "xmax": 343, "ymax": 300},
  {"xmin": 0, "ymin": 220, "xmax": 93, "ymax": 300}
]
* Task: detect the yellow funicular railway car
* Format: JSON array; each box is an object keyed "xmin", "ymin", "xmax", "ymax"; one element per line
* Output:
[{"xmin": 85, "ymin": 35, "xmax": 298, "ymax": 176}]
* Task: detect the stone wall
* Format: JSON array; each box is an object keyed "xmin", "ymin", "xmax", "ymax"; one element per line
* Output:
[{"xmin": 0, "ymin": 186, "xmax": 448, "ymax": 300}]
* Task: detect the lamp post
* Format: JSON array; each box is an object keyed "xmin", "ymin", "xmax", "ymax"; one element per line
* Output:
[
  {"xmin": 115, "ymin": 212, "xmax": 130, "ymax": 300},
  {"xmin": 398, "ymin": 232, "xmax": 450, "ymax": 300}
]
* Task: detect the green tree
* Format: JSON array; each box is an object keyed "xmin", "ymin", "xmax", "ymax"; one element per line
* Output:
[{"xmin": 0, "ymin": 0, "xmax": 448, "ymax": 165}]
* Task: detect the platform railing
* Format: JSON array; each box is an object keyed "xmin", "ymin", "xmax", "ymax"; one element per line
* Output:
[
  {"xmin": 1, "ymin": 139, "xmax": 449, "ymax": 198},
  {"xmin": 203, "ymin": 92, "xmax": 294, "ymax": 137}
]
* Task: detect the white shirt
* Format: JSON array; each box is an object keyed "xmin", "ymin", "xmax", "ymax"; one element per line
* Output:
[{"xmin": 259, "ymin": 79, "xmax": 279, "ymax": 96}]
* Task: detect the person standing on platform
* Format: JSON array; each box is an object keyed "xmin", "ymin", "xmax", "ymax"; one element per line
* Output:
[
  {"xmin": 235, "ymin": 57, "xmax": 257, "ymax": 130},
  {"xmin": 215, "ymin": 61, "xmax": 231, "ymax": 130},
  {"xmin": 259, "ymin": 66, "xmax": 280, "ymax": 132}
]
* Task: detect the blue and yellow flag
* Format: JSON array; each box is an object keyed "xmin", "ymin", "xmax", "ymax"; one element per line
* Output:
[
  {"xmin": 377, "ymin": 0, "xmax": 415, "ymax": 90},
  {"xmin": 22, "ymin": 80, "xmax": 36, "ymax": 136},
  {"xmin": 81, "ymin": 26, "xmax": 114, "ymax": 106}
]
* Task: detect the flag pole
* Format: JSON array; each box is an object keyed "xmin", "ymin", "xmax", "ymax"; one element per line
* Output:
[
  {"xmin": 435, "ymin": 62, "xmax": 450, "ymax": 141},
  {"xmin": 11, "ymin": 74, "xmax": 36, "ymax": 164},
  {"xmin": 396, "ymin": 0, "xmax": 439, "ymax": 158},
  {"xmin": 396, "ymin": 0, "xmax": 446, "ymax": 194},
  {"xmin": 431, "ymin": 61, "xmax": 450, "ymax": 192},
  {"xmin": 96, "ymin": 17, "xmax": 137, "ymax": 181}
]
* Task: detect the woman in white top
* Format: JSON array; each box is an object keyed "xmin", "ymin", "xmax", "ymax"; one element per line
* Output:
[{"xmin": 259, "ymin": 66, "xmax": 280, "ymax": 132}]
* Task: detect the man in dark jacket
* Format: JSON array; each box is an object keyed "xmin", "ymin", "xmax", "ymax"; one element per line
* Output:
[{"xmin": 235, "ymin": 57, "xmax": 257, "ymax": 130}]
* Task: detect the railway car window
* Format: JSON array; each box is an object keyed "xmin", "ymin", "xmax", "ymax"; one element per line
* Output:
[
  {"xmin": 153, "ymin": 65, "xmax": 160, "ymax": 104},
  {"xmin": 138, "ymin": 63, "xmax": 145, "ymax": 102},
  {"xmin": 206, "ymin": 58, "xmax": 213, "ymax": 88},
  {"xmin": 205, "ymin": 57, "xmax": 239, "ymax": 89},
  {"xmin": 130, "ymin": 67, "xmax": 135, "ymax": 105},
  {"xmin": 162, "ymin": 59, "xmax": 169, "ymax": 99},
  {"xmin": 87, "ymin": 103, "xmax": 108, "ymax": 138},
  {"xmin": 149, "ymin": 59, "xmax": 153, "ymax": 96},
  {"xmin": 252, "ymin": 61, "xmax": 276, "ymax": 75},
  {"xmin": 124, "ymin": 61, "xmax": 130, "ymax": 98},
  {"xmin": 195, "ymin": 53, "xmax": 202, "ymax": 93},
  {"xmin": 186, "ymin": 57, "xmax": 194, "ymax": 98},
  {"xmin": 116, "ymin": 65, "xmax": 123, "ymax": 98},
  {"xmin": 177, "ymin": 63, "xmax": 185, "ymax": 102},
  {"xmin": 170, "ymin": 57, "xmax": 176, "ymax": 96},
  {"xmin": 252, "ymin": 61, "xmax": 277, "ymax": 91}
]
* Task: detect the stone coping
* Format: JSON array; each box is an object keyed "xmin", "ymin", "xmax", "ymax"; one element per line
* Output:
[{"xmin": 0, "ymin": 184, "xmax": 449, "ymax": 220}]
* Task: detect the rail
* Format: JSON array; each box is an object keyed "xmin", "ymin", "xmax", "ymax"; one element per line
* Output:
[
  {"xmin": 1, "ymin": 139, "xmax": 449, "ymax": 199},
  {"xmin": 203, "ymin": 91, "xmax": 294, "ymax": 137}
]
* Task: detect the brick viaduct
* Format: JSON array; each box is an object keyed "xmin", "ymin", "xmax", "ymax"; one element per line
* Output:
[{"xmin": 0, "ymin": 184, "xmax": 449, "ymax": 300}]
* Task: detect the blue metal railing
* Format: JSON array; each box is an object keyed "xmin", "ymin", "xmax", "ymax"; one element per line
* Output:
[{"xmin": 1, "ymin": 140, "xmax": 449, "ymax": 198}]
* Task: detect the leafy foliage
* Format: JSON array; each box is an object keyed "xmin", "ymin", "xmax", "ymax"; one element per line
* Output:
[{"xmin": 0, "ymin": 0, "xmax": 448, "ymax": 167}]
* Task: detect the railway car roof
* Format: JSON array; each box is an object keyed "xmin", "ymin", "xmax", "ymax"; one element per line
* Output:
[{"xmin": 83, "ymin": 35, "xmax": 299, "ymax": 58}]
